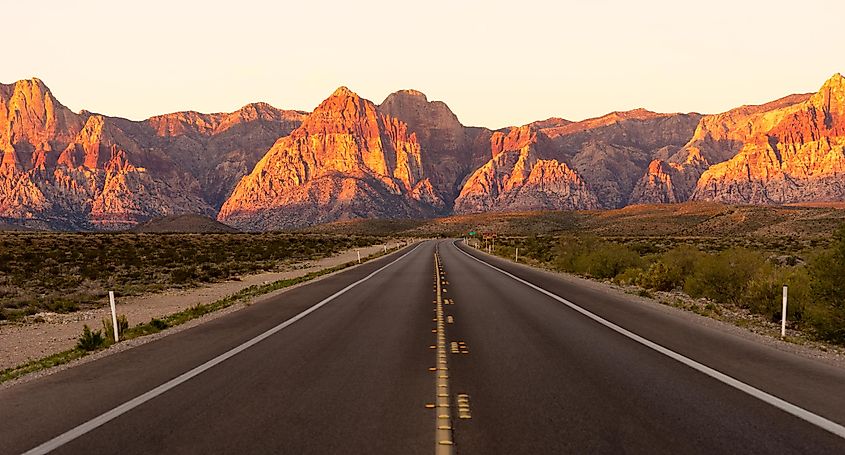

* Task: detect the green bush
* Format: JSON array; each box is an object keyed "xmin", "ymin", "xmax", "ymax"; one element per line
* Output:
[
  {"xmin": 638, "ymin": 262, "xmax": 675, "ymax": 291},
  {"xmin": 579, "ymin": 243, "xmax": 641, "ymax": 279},
  {"xmin": 615, "ymin": 267, "xmax": 645, "ymax": 285},
  {"xmin": 741, "ymin": 264, "xmax": 808, "ymax": 322},
  {"xmin": 806, "ymin": 226, "xmax": 845, "ymax": 342},
  {"xmin": 553, "ymin": 236, "xmax": 641, "ymax": 279},
  {"xmin": 684, "ymin": 248, "xmax": 765, "ymax": 305},
  {"xmin": 149, "ymin": 318, "xmax": 169, "ymax": 330},
  {"xmin": 102, "ymin": 315, "xmax": 129, "ymax": 342},
  {"xmin": 76, "ymin": 325, "xmax": 106, "ymax": 351}
]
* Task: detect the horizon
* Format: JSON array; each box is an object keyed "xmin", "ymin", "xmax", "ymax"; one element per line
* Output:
[
  {"xmin": 2, "ymin": 73, "xmax": 838, "ymax": 129},
  {"xmin": 3, "ymin": 1, "xmax": 843, "ymax": 129}
]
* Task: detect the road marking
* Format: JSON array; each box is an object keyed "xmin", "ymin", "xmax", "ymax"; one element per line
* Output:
[
  {"xmin": 457, "ymin": 394, "xmax": 472, "ymax": 419},
  {"xmin": 22, "ymin": 244, "xmax": 423, "ymax": 455},
  {"xmin": 454, "ymin": 242, "xmax": 845, "ymax": 440},
  {"xmin": 433, "ymin": 250, "xmax": 455, "ymax": 455}
]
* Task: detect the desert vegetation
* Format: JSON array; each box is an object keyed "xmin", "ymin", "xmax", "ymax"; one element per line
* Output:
[
  {"xmin": 485, "ymin": 224, "xmax": 845, "ymax": 344},
  {"xmin": 0, "ymin": 233, "xmax": 378, "ymax": 321}
]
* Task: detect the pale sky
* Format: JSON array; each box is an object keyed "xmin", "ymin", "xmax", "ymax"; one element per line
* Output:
[{"xmin": 2, "ymin": 0, "xmax": 843, "ymax": 129}]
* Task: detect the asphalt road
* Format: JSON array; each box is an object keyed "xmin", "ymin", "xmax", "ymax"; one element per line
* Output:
[{"xmin": 1, "ymin": 239, "xmax": 844, "ymax": 454}]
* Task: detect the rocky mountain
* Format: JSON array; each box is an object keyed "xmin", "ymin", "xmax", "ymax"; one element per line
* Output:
[
  {"xmin": 218, "ymin": 87, "xmax": 445, "ymax": 230},
  {"xmin": 148, "ymin": 103, "xmax": 304, "ymax": 208},
  {"xmin": 454, "ymin": 110, "xmax": 702, "ymax": 213},
  {"xmin": 690, "ymin": 74, "xmax": 845, "ymax": 204},
  {"xmin": 0, "ymin": 78, "xmax": 302, "ymax": 229},
  {"xmin": 632, "ymin": 75, "xmax": 845, "ymax": 206},
  {"xmin": 3, "ymin": 74, "xmax": 845, "ymax": 231},
  {"xmin": 378, "ymin": 90, "xmax": 491, "ymax": 206}
]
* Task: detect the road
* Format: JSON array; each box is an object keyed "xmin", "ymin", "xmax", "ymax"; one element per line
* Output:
[{"xmin": 1, "ymin": 240, "xmax": 844, "ymax": 454}]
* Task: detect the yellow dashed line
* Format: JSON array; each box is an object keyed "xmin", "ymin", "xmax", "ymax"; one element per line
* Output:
[
  {"xmin": 432, "ymin": 251, "xmax": 454, "ymax": 455},
  {"xmin": 457, "ymin": 394, "xmax": 472, "ymax": 419}
]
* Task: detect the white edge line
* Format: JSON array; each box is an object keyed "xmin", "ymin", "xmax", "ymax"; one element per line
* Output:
[
  {"xmin": 23, "ymin": 243, "xmax": 423, "ymax": 455},
  {"xmin": 453, "ymin": 241, "xmax": 845, "ymax": 440}
]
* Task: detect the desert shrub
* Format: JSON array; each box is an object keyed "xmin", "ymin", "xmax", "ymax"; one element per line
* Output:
[
  {"xmin": 684, "ymin": 248, "xmax": 766, "ymax": 305},
  {"xmin": 170, "ymin": 266, "xmax": 197, "ymax": 284},
  {"xmin": 77, "ymin": 325, "xmax": 106, "ymax": 351},
  {"xmin": 102, "ymin": 315, "xmax": 129, "ymax": 342},
  {"xmin": 806, "ymin": 225, "xmax": 845, "ymax": 342},
  {"xmin": 149, "ymin": 318, "xmax": 169, "ymax": 330},
  {"xmin": 554, "ymin": 236, "xmax": 641, "ymax": 279},
  {"xmin": 577, "ymin": 243, "xmax": 642, "ymax": 279},
  {"xmin": 615, "ymin": 267, "xmax": 644, "ymax": 285},
  {"xmin": 45, "ymin": 297, "xmax": 81, "ymax": 313},
  {"xmin": 1, "ymin": 232, "xmax": 379, "ymax": 315},
  {"xmin": 741, "ymin": 265, "xmax": 809, "ymax": 322},
  {"xmin": 638, "ymin": 261, "xmax": 675, "ymax": 291}
]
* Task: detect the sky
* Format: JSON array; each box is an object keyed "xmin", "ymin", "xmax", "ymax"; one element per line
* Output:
[{"xmin": 2, "ymin": 0, "xmax": 843, "ymax": 129}]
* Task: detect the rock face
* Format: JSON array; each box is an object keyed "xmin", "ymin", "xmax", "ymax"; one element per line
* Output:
[
  {"xmin": 631, "ymin": 93, "xmax": 814, "ymax": 204},
  {"xmin": 3, "ymin": 74, "xmax": 845, "ymax": 230},
  {"xmin": 690, "ymin": 74, "xmax": 845, "ymax": 203},
  {"xmin": 148, "ymin": 103, "xmax": 304, "ymax": 208},
  {"xmin": 454, "ymin": 111, "xmax": 702, "ymax": 212},
  {"xmin": 454, "ymin": 133, "xmax": 600, "ymax": 212},
  {"xmin": 378, "ymin": 90, "xmax": 490, "ymax": 205},
  {"xmin": 218, "ymin": 87, "xmax": 444, "ymax": 230},
  {"xmin": 0, "ymin": 78, "xmax": 302, "ymax": 229}
]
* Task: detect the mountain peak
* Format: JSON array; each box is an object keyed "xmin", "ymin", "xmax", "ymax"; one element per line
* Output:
[
  {"xmin": 395, "ymin": 89, "xmax": 428, "ymax": 101},
  {"xmin": 14, "ymin": 77, "xmax": 50, "ymax": 95},
  {"xmin": 330, "ymin": 86, "xmax": 359, "ymax": 98},
  {"xmin": 820, "ymin": 72, "xmax": 845, "ymax": 94},
  {"xmin": 810, "ymin": 72, "xmax": 845, "ymax": 114}
]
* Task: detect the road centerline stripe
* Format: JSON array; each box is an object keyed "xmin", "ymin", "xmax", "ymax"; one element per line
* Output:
[
  {"xmin": 22, "ymin": 244, "xmax": 423, "ymax": 455},
  {"xmin": 434, "ymin": 249, "xmax": 455, "ymax": 454},
  {"xmin": 453, "ymin": 241, "xmax": 845, "ymax": 440}
]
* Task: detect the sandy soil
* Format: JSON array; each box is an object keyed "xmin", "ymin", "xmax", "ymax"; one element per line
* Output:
[{"xmin": 0, "ymin": 242, "xmax": 401, "ymax": 371}]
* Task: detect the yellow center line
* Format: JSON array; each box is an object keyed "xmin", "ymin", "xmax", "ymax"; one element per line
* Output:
[{"xmin": 434, "ymin": 250, "xmax": 455, "ymax": 454}]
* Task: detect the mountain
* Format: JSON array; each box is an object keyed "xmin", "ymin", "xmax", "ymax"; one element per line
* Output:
[
  {"xmin": 148, "ymin": 103, "xmax": 304, "ymax": 208},
  {"xmin": 217, "ymin": 87, "xmax": 445, "ymax": 230},
  {"xmin": 378, "ymin": 89, "xmax": 491, "ymax": 205},
  {"xmin": 690, "ymin": 74, "xmax": 845, "ymax": 204},
  {"xmin": 0, "ymin": 78, "xmax": 302, "ymax": 229},
  {"xmin": 3, "ymin": 74, "xmax": 845, "ymax": 231},
  {"xmin": 629, "ymin": 81, "xmax": 839, "ymax": 204},
  {"xmin": 454, "ymin": 110, "xmax": 702, "ymax": 213}
]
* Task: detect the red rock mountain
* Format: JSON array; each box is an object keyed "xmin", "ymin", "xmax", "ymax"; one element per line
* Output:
[
  {"xmin": 690, "ymin": 74, "xmax": 845, "ymax": 203},
  {"xmin": 378, "ymin": 90, "xmax": 491, "ymax": 205},
  {"xmin": 454, "ymin": 110, "xmax": 702, "ymax": 212},
  {"xmin": 0, "ymin": 78, "xmax": 302, "ymax": 229},
  {"xmin": 2, "ymin": 74, "xmax": 845, "ymax": 230},
  {"xmin": 218, "ymin": 87, "xmax": 444, "ymax": 230},
  {"xmin": 630, "ymin": 82, "xmax": 838, "ymax": 204}
]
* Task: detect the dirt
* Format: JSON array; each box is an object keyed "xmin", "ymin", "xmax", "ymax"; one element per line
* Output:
[{"xmin": 0, "ymin": 242, "xmax": 401, "ymax": 371}]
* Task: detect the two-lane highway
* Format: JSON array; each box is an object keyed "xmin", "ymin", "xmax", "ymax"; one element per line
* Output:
[{"xmin": 1, "ymin": 239, "xmax": 844, "ymax": 454}]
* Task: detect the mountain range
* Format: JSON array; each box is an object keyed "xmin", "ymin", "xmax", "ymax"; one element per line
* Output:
[{"xmin": 1, "ymin": 73, "xmax": 843, "ymax": 230}]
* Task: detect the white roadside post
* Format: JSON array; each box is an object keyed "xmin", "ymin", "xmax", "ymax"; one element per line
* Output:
[
  {"xmin": 515, "ymin": 247, "xmax": 519, "ymax": 262},
  {"xmin": 357, "ymin": 250, "xmax": 361, "ymax": 263},
  {"xmin": 108, "ymin": 291, "xmax": 119, "ymax": 343},
  {"xmin": 781, "ymin": 285, "xmax": 788, "ymax": 338},
  {"xmin": 384, "ymin": 244, "xmax": 387, "ymax": 253}
]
